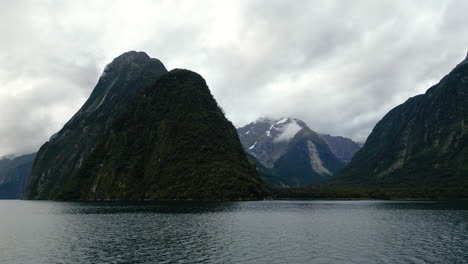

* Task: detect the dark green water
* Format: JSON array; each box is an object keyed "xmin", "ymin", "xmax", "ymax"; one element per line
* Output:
[{"xmin": 0, "ymin": 200, "xmax": 467, "ymax": 264}]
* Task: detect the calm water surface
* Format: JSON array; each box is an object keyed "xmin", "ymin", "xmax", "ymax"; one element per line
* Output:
[{"xmin": 0, "ymin": 200, "xmax": 467, "ymax": 264}]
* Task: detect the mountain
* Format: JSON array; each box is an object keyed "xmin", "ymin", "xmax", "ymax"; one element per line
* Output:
[
  {"xmin": 333, "ymin": 52, "xmax": 468, "ymax": 192},
  {"xmin": 25, "ymin": 51, "xmax": 168, "ymax": 199},
  {"xmin": 56, "ymin": 69, "xmax": 263, "ymax": 201},
  {"xmin": 0, "ymin": 153, "xmax": 36, "ymax": 199},
  {"xmin": 237, "ymin": 117, "xmax": 359, "ymax": 186},
  {"xmin": 25, "ymin": 51, "xmax": 263, "ymax": 201}
]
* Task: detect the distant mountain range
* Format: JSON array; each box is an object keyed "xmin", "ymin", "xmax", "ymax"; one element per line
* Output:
[
  {"xmin": 237, "ymin": 117, "xmax": 361, "ymax": 186},
  {"xmin": 332, "ymin": 52, "xmax": 468, "ymax": 195},
  {"xmin": 0, "ymin": 153, "xmax": 35, "ymax": 199}
]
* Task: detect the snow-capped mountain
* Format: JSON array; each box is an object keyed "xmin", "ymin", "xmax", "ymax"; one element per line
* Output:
[
  {"xmin": 237, "ymin": 117, "xmax": 361, "ymax": 186},
  {"xmin": 238, "ymin": 117, "xmax": 307, "ymax": 168}
]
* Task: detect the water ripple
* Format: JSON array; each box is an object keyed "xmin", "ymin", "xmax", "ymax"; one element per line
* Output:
[{"xmin": 0, "ymin": 200, "xmax": 467, "ymax": 264}]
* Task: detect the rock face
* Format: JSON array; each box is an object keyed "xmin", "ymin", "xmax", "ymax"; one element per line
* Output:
[
  {"xmin": 0, "ymin": 153, "xmax": 36, "ymax": 199},
  {"xmin": 25, "ymin": 51, "xmax": 168, "ymax": 199},
  {"xmin": 25, "ymin": 52, "xmax": 263, "ymax": 200},
  {"xmin": 334, "ymin": 54, "xmax": 468, "ymax": 190},
  {"xmin": 237, "ymin": 117, "xmax": 359, "ymax": 186}
]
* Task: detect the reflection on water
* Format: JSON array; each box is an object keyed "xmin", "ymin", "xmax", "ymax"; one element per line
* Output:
[
  {"xmin": 55, "ymin": 201, "xmax": 241, "ymax": 214},
  {"xmin": 0, "ymin": 200, "xmax": 467, "ymax": 264}
]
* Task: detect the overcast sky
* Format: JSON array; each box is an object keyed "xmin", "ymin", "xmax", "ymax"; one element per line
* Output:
[{"xmin": 1, "ymin": 0, "xmax": 468, "ymax": 156}]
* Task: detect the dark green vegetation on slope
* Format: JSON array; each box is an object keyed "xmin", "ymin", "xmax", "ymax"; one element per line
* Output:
[
  {"xmin": 330, "ymin": 54, "xmax": 468, "ymax": 196},
  {"xmin": 0, "ymin": 153, "xmax": 35, "ymax": 199},
  {"xmin": 25, "ymin": 52, "xmax": 263, "ymax": 201},
  {"xmin": 25, "ymin": 51, "xmax": 168, "ymax": 199},
  {"xmin": 57, "ymin": 69, "xmax": 263, "ymax": 201}
]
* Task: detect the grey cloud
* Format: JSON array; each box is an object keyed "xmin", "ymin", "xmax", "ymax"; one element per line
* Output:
[{"xmin": 1, "ymin": 0, "xmax": 468, "ymax": 156}]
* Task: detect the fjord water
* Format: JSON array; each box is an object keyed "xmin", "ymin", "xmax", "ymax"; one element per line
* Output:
[{"xmin": 1, "ymin": 200, "xmax": 467, "ymax": 264}]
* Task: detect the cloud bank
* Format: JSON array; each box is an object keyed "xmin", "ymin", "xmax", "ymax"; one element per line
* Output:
[{"xmin": 1, "ymin": 0, "xmax": 468, "ymax": 156}]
